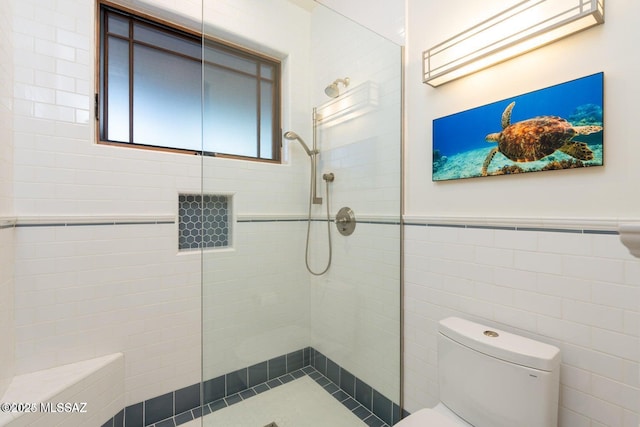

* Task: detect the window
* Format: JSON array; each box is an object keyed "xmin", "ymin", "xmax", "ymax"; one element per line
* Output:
[{"xmin": 98, "ymin": 3, "xmax": 281, "ymax": 161}]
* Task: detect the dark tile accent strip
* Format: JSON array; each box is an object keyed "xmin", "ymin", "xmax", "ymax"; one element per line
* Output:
[
  {"xmin": 237, "ymin": 218, "xmax": 308, "ymax": 223},
  {"xmin": 326, "ymin": 358, "xmax": 340, "ymax": 385},
  {"xmin": 287, "ymin": 349, "xmax": 304, "ymax": 371},
  {"xmin": 15, "ymin": 220, "xmax": 174, "ymax": 228},
  {"xmin": 404, "ymin": 221, "xmax": 620, "ymax": 235},
  {"xmin": 356, "ymin": 378, "xmax": 373, "ymax": 410},
  {"xmin": 226, "ymin": 368, "xmax": 248, "ymax": 395},
  {"xmin": 248, "ymin": 361, "xmax": 268, "ymax": 387},
  {"xmin": 236, "ymin": 218, "xmax": 401, "ymax": 226},
  {"xmin": 154, "ymin": 419, "xmax": 175, "ymax": 427},
  {"xmin": 124, "ymin": 402, "xmax": 143, "ymax": 427},
  {"xmin": 373, "ymin": 389, "xmax": 393, "ymax": 425},
  {"xmin": 144, "ymin": 392, "xmax": 173, "ymax": 425},
  {"xmin": 427, "ymin": 223, "xmax": 466, "ymax": 229},
  {"xmin": 268, "ymin": 355, "xmax": 287, "ymax": 379},
  {"xmin": 175, "ymin": 383, "xmax": 200, "ymax": 415},
  {"xmin": 583, "ymin": 229, "xmax": 619, "ymax": 235},
  {"xmin": 466, "ymin": 224, "xmax": 516, "ymax": 231},
  {"xmin": 340, "ymin": 369, "xmax": 356, "ymax": 397},
  {"xmin": 517, "ymin": 226, "xmax": 582, "ymax": 234},
  {"xmin": 102, "ymin": 347, "xmax": 399, "ymax": 427},
  {"xmin": 9, "ymin": 217, "xmax": 620, "ymax": 236},
  {"xmin": 113, "ymin": 408, "xmax": 124, "ymax": 427},
  {"xmin": 174, "ymin": 411, "xmax": 193, "ymax": 426},
  {"xmin": 202, "ymin": 375, "xmax": 225, "ymax": 404},
  {"xmin": 402, "ymin": 222, "xmax": 427, "ymax": 227}
]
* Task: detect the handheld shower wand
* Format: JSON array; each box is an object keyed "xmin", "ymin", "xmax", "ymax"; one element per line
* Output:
[
  {"xmin": 284, "ymin": 129, "xmax": 321, "ymax": 205},
  {"xmin": 283, "ymin": 131, "xmax": 317, "ymax": 157},
  {"xmin": 284, "ymin": 112, "xmax": 334, "ymax": 275}
]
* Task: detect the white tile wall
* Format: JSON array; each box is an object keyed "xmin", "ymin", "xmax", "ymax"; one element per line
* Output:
[
  {"xmin": 4, "ymin": 3, "xmax": 404, "ymax": 426},
  {"xmin": 0, "ymin": 0, "xmax": 13, "ymax": 213},
  {"xmin": 4, "ymin": 0, "xmax": 315, "ymax": 413},
  {"xmin": 310, "ymin": 222, "xmax": 401, "ymax": 402},
  {"xmin": 13, "ymin": 222, "xmax": 201, "ymax": 406},
  {"xmin": 404, "ymin": 222, "xmax": 640, "ymax": 427},
  {"xmin": 317, "ymin": 0, "xmax": 405, "ymax": 46},
  {"xmin": 0, "ymin": 227, "xmax": 15, "ymax": 399},
  {"xmin": 0, "ymin": 0, "xmax": 15, "ymax": 400},
  {"xmin": 202, "ymin": 221, "xmax": 310, "ymax": 379},
  {"xmin": 311, "ymin": 4, "xmax": 402, "ymax": 203}
]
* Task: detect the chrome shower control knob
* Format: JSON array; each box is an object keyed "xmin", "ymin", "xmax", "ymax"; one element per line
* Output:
[{"xmin": 335, "ymin": 207, "xmax": 356, "ymax": 236}]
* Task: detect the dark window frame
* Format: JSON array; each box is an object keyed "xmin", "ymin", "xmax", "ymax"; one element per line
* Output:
[{"xmin": 96, "ymin": 1, "xmax": 282, "ymax": 162}]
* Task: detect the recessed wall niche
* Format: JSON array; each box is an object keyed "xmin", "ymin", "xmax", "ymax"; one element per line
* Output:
[{"xmin": 178, "ymin": 194, "xmax": 230, "ymax": 251}]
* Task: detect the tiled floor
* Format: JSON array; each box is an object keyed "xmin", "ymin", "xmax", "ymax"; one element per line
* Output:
[
  {"xmin": 204, "ymin": 375, "xmax": 364, "ymax": 426},
  {"xmin": 177, "ymin": 369, "xmax": 389, "ymax": 427}
]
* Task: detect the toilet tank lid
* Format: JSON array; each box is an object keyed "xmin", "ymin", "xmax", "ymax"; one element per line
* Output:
[{"xmin": 439, "ymin": 317, "xmax": 561, "ymax": 372}]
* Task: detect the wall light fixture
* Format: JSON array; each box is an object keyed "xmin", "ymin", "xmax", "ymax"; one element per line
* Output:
[{"xmin": 422, "ymin": 0, "xmax": 604, "ymax": 87}]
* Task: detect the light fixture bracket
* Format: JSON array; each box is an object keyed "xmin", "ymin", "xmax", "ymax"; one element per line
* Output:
[{"xmin": 423, "ymin": 0, "xmax": 604, "ymax": 87}]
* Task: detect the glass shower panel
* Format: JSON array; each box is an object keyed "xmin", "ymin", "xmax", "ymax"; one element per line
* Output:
[
  {"xmin": 309, "ymin": 5, "xmax": 402, "ymax": 424},
  {"xmin": 201, "ymin": 1, "xmax": 401, "ymax": 426}
]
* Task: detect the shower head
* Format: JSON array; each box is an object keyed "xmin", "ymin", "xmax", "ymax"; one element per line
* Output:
[
  {"xmin": 324, "ymin": 77, "xmax": 350, "ymax": 98},
  {"xmin": 284, "ymin": 131, "xmax": 316, "ymax": 157}
]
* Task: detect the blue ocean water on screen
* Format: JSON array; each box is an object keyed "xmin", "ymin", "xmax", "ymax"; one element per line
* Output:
[
  {"xmin": 433, "ymin": 73, "xmax": 603, "ymax": 157},
  {"xmin": 432, "ymin": 72, "xmax": 604, "ymax": 181}
]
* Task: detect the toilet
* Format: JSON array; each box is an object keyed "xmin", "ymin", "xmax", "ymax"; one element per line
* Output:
[{"xmin": 398, "ymin": 317, "xmax": 561, "ymax": 427}]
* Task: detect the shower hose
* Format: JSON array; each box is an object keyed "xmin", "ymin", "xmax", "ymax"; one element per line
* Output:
[{"xmin": 304, "ymin": 164, "xmax": 332, "ymax": 276}]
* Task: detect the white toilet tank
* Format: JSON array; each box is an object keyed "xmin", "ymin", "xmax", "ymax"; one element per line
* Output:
[{"xmin": 438, "ymin": 317, "xmax": 561, "ymax": 427}]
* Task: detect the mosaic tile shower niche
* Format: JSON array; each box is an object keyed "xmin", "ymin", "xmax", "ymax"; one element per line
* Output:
[{"xmin": 178, "ymin": 194, "xmax": 230, "ymax": 251}]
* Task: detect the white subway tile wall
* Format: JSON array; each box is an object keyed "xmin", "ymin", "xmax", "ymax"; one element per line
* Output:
[
  {"xmin": 0, "ymin": 0, "xmax": 15, "ymax": 400},
  {"xmin": 0, "ymin": 226, "xmax": 14, "ymax": 399},
  {"xmin": 202, "ymin": 221, "xmax": 310, "ymax": 380},
  {"xmin": 310, "ymin": 222, "xmax": 401, "ymax": 401},
  {"xmin": 13, "ymin": 222, "xmax": 202, "ymax": 406},
  {"xmin": 3, "ymin": 0, "xmax": 317, "ymax": 414},
  {"xmin": 404, "ymin": 223, "xmax": 640, "ymax": 427}
]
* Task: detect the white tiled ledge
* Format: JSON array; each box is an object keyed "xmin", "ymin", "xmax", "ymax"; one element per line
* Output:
[
  {"xmin": 12, "ymin": 214, "xmax": 175, "ymax": 226},
  {"xmin": 0, "ymin": 353, "xmax": 124, "ymax": 427},
  {"xmin": 402, "ymin": 215, "xmax": 626, "ymax": 233}
]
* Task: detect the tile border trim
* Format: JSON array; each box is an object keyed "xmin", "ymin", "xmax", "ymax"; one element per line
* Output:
[
  {"xmin": 6, "ymin": 215, "xmax": 401, "ymax": 228},
  {"xmin": 403, "ymin": 215, "xmax": 620, "ymax": 235},
  {"xmin": 12, "ymin": 215, "xmax": 176, "ymax": 228},
  {"xmin": 0, "ymin": 217, "xmax": 16, "ymax": 229},
  {"xmin": 237, "ymin": 214, "xmax": 401, "ymax": 226},
  {"xmin": 100, "ymin": 347, "xmax": 401, "ymax": 427}
]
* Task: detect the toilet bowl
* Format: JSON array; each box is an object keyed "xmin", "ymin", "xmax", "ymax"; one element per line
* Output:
[{"xmin": 398, "ymin": 317, "xmax": 561, "ymax": 427}]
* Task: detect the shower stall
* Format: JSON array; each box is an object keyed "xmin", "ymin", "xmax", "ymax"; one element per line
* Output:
[{"xmin": 199, "ymin": 1, "xmax": 402, "ymax": 425}]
